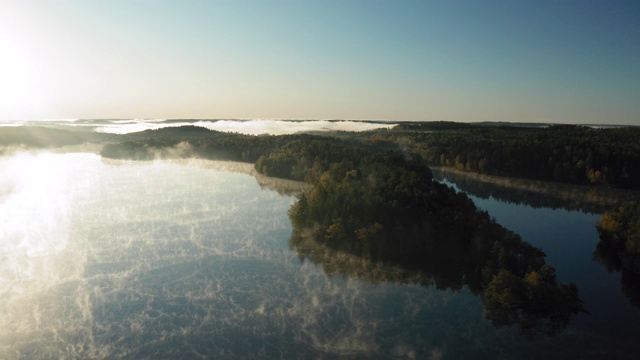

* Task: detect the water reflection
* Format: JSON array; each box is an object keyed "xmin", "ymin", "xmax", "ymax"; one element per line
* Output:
[
  {"xmin": 102, "ymin": 157, "xmax": 312, "ymax": 197},
  {"xmin": 2, "ymin": 152, "xmax": 638, "ymax": 358},
  {"xmin": 594, "ymin": 245, "xmax": 640, "ymax": 308},
  {"xmin": 291, "ymin": 230, "xmax": 584, "ymax": 338},
  {"xmin": 593, "ymin": 234, "xmax": 640, "ymax": 308},
  {"xmin": 0, "ymin": 153, "xmax": 493, "ymax": 358},
  {"xmin": 432, "ymin": 167, "xmax": 639, "ymax": 214},
  {"xmin": 254, "ymin": 174, "xmax": 312, "ymax": 197},
  {"xmin": 440, "ymin": 169, "xmax": 640, "ymax": 357}
]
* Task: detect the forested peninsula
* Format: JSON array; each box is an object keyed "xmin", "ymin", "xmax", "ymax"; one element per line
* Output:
[{"xmin": 94, "ymin": 125, "xmax": 587, "ymax": 335}]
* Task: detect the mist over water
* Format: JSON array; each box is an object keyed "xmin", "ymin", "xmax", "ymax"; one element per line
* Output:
[
  {"xmin": 1, "ymin": 153, "xmax": 487, "ymax": 359},
  {"xmin": 93, "ymin": 119, "xmax": 395, "ymax": 135},
  {"xmin": 3, "ymin": 149, "xmax": 636, "ymax": 358}
]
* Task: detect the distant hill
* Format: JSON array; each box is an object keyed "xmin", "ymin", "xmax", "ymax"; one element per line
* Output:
[{"xmin": 119, "ymin": 125, "xmax": 221, "ymax": 141}]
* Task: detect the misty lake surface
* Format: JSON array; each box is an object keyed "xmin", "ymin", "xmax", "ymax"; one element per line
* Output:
[{"xmin": 2, "ymin": 153, "xmax": 640, "ymax": 359}]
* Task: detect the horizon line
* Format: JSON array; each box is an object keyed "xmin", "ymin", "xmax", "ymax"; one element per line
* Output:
[{"xmin": 0, "ymin": 118, "xmax": 637, "ymax": 127}]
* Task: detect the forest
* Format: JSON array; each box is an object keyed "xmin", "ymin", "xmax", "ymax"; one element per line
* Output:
[{"xmin": 364, "ymin": 122, "xmax": 640, "ymax": 190}]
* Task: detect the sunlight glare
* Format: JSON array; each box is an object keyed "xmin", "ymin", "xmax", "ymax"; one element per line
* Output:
[{"xmin": 0, "ymin": 153, "xmax": 97, "ymax": 299}]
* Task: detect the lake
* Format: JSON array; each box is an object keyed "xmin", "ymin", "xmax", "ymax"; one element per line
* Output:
[{"xmin": 1, "ymin": 153, "xmax": 639, "ymax": 359}]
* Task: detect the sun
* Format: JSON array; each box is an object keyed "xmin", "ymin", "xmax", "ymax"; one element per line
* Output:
[
  {"xmin": 0, "ymin": 28, "xmax": 46, "ymax": 120},
  {"xmin": 0, "ymin": 3, "xmax": 53, "ymax": 121}
]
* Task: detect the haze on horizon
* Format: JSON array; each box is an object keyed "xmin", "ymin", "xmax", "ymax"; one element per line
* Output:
[{"xmin": 1, "ymin": 0, "xmax": 638, "ymax": 125}]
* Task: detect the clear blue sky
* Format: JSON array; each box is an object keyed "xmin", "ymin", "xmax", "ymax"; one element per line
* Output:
[{"xmin": 1, "ymin": 0, "xmax": 638, "ymax": 124}]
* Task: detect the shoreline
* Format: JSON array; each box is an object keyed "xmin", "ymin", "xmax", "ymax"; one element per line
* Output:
[{"xmin": 430, "ymin": 165, "xmax": 640, "ymax": 214}]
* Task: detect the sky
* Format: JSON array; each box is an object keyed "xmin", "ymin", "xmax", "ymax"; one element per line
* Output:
[{"xmin": 0, "ymin": 0, "xmax": 638, "ymax": 125}]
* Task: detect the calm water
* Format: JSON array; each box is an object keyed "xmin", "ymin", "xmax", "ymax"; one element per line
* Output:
[
  {"xmin": 438, "ymin": 175, "xmax": 640, "ymax": 358},
  {"xmin": 1, "ymin": 153, "xmax": 639, "ymax": 358}
]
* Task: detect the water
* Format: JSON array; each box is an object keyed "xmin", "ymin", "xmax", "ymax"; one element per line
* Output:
[
  {"xmin": 1, "ymin": 152, "xmax": 639, "ymax": 358},
  {"xmin": 439, "ymin": 175, "xmax": 640, "ymax": 358}
]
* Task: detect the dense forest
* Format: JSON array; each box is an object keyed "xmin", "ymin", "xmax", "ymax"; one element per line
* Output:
[
  {"xmin": 365, "ymin": 122, "xmax": 640, "ymax": 190},
  {"xmin": 96, "ymin": 126, "xmax": 585, "ymax": 335},
  {"xmin": 595, "ymin": 199, "xmax": 640, "ymax": 307}
]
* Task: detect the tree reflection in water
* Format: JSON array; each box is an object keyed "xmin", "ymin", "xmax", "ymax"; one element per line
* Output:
[
  {"xmin": 289, "ymin": 164, "xmax": 587, "ymax": 337},
  {"xmin": 594, "ymin": 199, "xmax": 640, "ymax": 308},
  {"xmin": 289, "ymin": 184, "xmax": 586, "ymax": 336},
  {"xmin": 432, "ymin": 167, "xmax": 639, "ymax": 214},
  {"xmin": 291, "ymin": 232, "xmax": 584, "ymax": 337},
  {"xmin": 594, "ymin": 243, "xmax": 640, "ymax": 308}
]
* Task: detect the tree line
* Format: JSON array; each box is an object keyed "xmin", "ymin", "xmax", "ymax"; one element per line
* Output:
[
  {"xmin": 366, "ymin": 123, "xmax": 640, "ymax": 190},
  {"xmin": 7, "ymin": 122, "xmax": 640, "ymax": 190}
]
